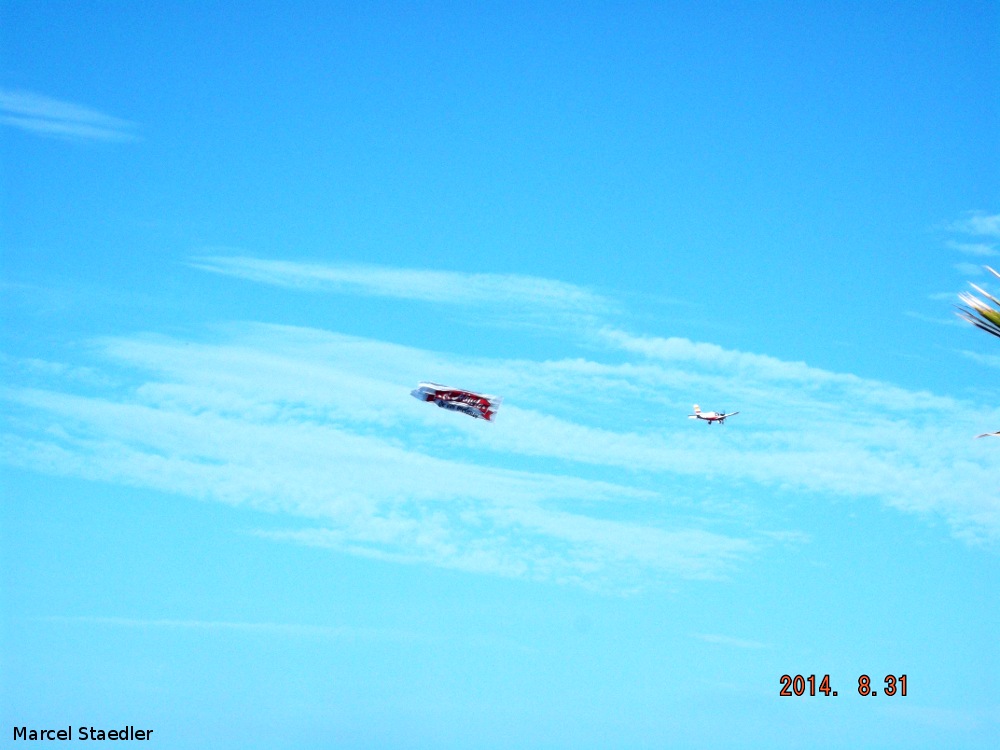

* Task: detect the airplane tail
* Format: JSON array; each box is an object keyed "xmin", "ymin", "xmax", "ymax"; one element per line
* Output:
[{"xmin": 692, "ymin": 404, "xmax": 701, "ymax": 414}]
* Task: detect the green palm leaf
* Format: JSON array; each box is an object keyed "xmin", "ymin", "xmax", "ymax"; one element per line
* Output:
[{"xmin": 956, "ymin": 266, "xmax": 1000, "ymax": 339}]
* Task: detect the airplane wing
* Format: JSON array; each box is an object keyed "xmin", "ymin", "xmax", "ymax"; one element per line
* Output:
[
  {"xmin": 411, "ymin": 382, "xmax": 503, "ymax": 421},
  {"xmin": 722, "ymin": 411, "xmax": 739, "ymax": 418},
  {"xmin": 975, "ymin": 431, "xmax": 1000, "ymax": 438}
]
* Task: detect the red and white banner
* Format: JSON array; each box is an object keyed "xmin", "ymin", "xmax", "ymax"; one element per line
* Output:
[{"xmin": 410, "ymin": 382, "xmax": 503, "ymax": 421}]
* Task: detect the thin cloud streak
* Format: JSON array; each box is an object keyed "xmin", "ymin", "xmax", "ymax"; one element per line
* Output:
[
  {"xmin": 955, "ymin": 262, "xmax": 989, "ymax": 277},
  {"xmin": 948, "ymin": 241, "xmax": 998, "ymax": 258},
  {"xmin": 950, "ymin": 212, "xmax": 1000, "ymax": 239},
  {"xmin": 0, "ymin": 89, "xmax": 139, "ymax": 142},
  {"xmin": 961, "ymin": 350, "xmax": 1000, "ymax": 370},
  {"xmin": 190, "ymin": 255, "xmax": 617, "ymax": 316}
]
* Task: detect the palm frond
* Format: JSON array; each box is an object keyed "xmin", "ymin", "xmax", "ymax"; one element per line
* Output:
[{"xmin": 956, "ymin": 266, "xmax": 1000, "ymax": 339}]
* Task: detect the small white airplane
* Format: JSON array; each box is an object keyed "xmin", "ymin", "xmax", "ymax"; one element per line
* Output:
[{"xmin": 688, "ymin": 404, "xmax": 739, "ymax": 425}]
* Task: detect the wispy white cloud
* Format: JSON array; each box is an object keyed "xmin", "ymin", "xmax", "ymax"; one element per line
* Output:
[
  {"xmin": 3, "ymin": 316, "xmax": 997, "ymax": 592},
  {"xmin": 947, "ymin": 240, "xmax": 998, "ymax": 258},
  {"xmin": 0, "ymin": 88, "xmax": 138, "ymax": 142},
  {"xmin": 4, "ymin": 259, "xmax": 998, "ymax": 591},
  {"xmin": 189, "ymin": 255, "xmax": 617, "ymax": 321},
  {"xmin": 0, "ymin": 325, "xmax": 755, "ymax": 589},
  {"xmin": 905, "ymin": 310, "xmax": 968, "ymax": 328},
  {"xmin": 950, "ymin": 211, "xmax": 1000, "ymax": 239},
  {"xmin": 593, "ymin": 329, "xmax": 999, "ymax": 539},
  {"xmin": 0, "ymin": 353, "xmax": 111, "ymax": 386},
  {"xmin": 954, "ymin": 262, "xmax": 990, "ymax": 277},
  {"xmin": 919, "ymin": 213, "xmax": 1000, "ymax": 322},
  {"xmin": 961, "ymin": 350, "xmax": 1000, "ymax": 370}
]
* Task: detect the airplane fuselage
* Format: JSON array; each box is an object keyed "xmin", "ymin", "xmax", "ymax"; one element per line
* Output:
[{"xmin": 688, "ymin": 405, "xmax": 738, "ymax": 424}]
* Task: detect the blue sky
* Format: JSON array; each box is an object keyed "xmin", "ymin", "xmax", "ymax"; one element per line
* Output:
[{"xmin": 2, "ymin": 1, "xmax": 998, "ymax": 748}]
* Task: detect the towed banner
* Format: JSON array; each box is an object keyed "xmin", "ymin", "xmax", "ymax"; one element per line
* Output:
[{"xmin": 410, "ymin": 382, "xmax": 503, "ymax": 421}]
